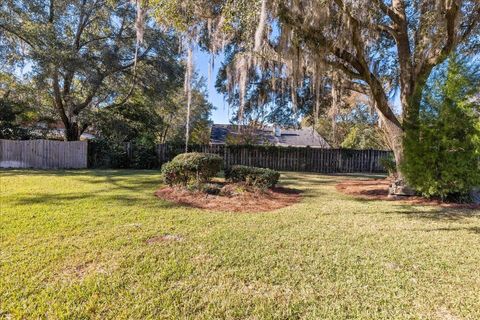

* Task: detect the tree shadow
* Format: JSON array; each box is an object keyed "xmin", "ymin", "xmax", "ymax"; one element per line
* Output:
[
  {"xmin": 9, "ymin": 191, "xmax": 180, "ymax": 209},
  {"xmin": 280, "ymin": 175, "xmax": 336, "ymax": 187},
  {"xmin": 393, "ymin": 204, "xmax": 480, "ymax": 221},
  {"xmin": 2, "ymin": 170, "xmax": 184, "ymax": 209},
  {"xmin": 330, "ymin": 173, "xmax": 388, "ymax": 179},
  {"xmin": 73, "ymin": 174, "xmax": 161, "ymax": 190},
  {"xmin": 423, "ymin": 226, "xmax": 480, "ymax": 234},
  {"xmin": 0, "ymin": 169, "xmax": 159, "ymax": 177}
]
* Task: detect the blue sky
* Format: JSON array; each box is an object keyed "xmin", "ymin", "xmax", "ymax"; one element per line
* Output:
[{"xmin": 194, "ymin": 49, "xmax": 231, "ymax": 124}]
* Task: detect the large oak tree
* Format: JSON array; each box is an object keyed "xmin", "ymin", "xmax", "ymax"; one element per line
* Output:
[
  {"xmin": 150, "ymin": 0, "xmax": 480, "ymax": 181},
  {"xmin": 1, "ymin": 0, "xmax": 182, "ymax": 140}
]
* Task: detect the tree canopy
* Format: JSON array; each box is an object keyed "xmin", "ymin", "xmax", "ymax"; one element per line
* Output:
[
  {"xmin": 149, "ymin": 0, "xmax": 480, "ymax": 174},
  {"xmin": 0, "ymin": 0, "xmax": 201, "ymax": 141}
]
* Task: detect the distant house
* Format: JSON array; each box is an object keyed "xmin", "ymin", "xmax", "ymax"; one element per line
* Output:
[
  {"xmin": 210, "ymin": 124, "xmax": 331, "ymax": 148},
  {"xmin": 25, "ymin": 121, "xmax": 97, "ymax": 141}
]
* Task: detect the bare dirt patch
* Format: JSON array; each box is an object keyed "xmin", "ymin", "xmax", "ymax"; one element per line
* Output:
[
  {"xmin": 146, "ymin": 234, "xmax": 184, "ymax": 244},
  {"xmin": 336, "ymin": 178, "xmax": 480, "ymax": 209},
  {"xmin": 59, "ymin": 259, "xmax": 114, "ymax": 282},
  {"xmin": 155, "ymin": 185, "xmax": 302, "ymax": 213}
]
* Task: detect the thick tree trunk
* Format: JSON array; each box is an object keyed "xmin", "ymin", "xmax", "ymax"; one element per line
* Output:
[
  {"xmin": 382, "ymin": 120, "xmax": 417, "ymax": 196},
  {"xmin": 381, "ymin": 90, "xmax": 422, "ymax": 196},
  {"xmin": 382, "ymin": 118, "xmax": 404, "ymax": 173},
  {"xmin": 64, "ymin": 121, "xmax": 81, "ymax": 141}
]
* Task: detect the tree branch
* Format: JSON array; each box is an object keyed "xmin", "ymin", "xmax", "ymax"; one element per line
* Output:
[
  {"xmin": 52, "ymin": 68, "xmax": 69, "ymax": 126},
  {"xmin": 371, "ymin": 0, "xmax": 402, "ymax": 25},
  {"xmin": 0, "ymin": 25, "xmax": 35, "ymax": 48},
  {"xmin": 343, "ymin": 81, "xmax": 370, "ymax": 95},
  {"xmin": 415, "ymin": 0, "xmax": 461, "ymax": 79}
]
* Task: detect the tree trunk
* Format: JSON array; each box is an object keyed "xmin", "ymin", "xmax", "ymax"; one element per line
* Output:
[
  {"xmin": 381, "ymin": 114, "xmax": 404, "ymax": 175},
  {"xmin": 65, "ymin": 121, "xmax": 81, "ymax": 141},
  {"xmin": 381, "ymin": 91, "xmax": 422, "ymax": 196}
]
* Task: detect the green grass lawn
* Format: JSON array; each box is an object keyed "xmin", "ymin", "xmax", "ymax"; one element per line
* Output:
[{"xmin": 1, "ymin": 170, "xmax": 479, "ymax": 319}]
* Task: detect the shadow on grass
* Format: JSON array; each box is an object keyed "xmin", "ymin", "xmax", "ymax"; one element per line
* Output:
[
  {"xmin": 280, "ymin": 172, "xmax": 386, "ymax": 187},
  {"xmin": 281, "ymin": 178, "xmax": 333, "ymax": 186},
  {"xmin": 10, "ymin": 191, "xmax": 181, "ymax": 209},
  {"xmin": 0, "ymin": 169, "xmax": 160, "ymax": 177},
  {"xmin": 73, "ymin": 175, "xmax": 161, "ymax": 190},
  {"xmin": 330, "ymin": 173, "xmax": 387, "ymax": 179},
  {"xmin": 393, "ymin": 204, "xmax": 480, "ymax": 221},
  {"xmin": 2, "ymin": 170, "xmax": 182, "ymax": 209},
  {"xmin": 424, "ymin": 226, "xmax": 480, "ymax": 234}
]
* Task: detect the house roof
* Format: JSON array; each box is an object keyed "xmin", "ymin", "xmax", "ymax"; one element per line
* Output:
[{"xmin": 210, "ymin": 124, "xmax": 331, "ymax": 148}]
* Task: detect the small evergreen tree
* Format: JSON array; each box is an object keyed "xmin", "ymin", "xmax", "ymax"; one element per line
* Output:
[{"xmin": 403, "ymin": 57, "xmax": 480, "ymax": 201}]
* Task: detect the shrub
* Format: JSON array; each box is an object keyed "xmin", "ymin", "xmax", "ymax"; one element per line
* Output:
[
  {"xmin": 402, "ymin": 57, "xmax": 480, "ymax": 201},
  {"xmin": 161, "ymin": 152, "xmax": 223, "ymax": 187},
  {"xmin": 88, "ymin": 140, "xmax": 159, "ymax": 169},
  {"xmin": 225, "ymin": 165, "xmax": 280, "ymax": 189},
  {"xmin": 380, "ymin": 156, "xmax": 397, "ymax": 176},
  {"xmin": 130, "ymin": 141, "xmax": 159, "ymax": 169}
]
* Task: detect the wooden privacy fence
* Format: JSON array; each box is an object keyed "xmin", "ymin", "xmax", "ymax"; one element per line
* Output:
[
  {"xmin": 0, "ymin": 139, "xmax": 88, "ymax": 169},
  {"xmin": 0, "ymin": 140, "xmax": 392, "ymax": 172},
  {"xmin": 157, "ymin": 144, "xmax": 393, "ymax": 173}
]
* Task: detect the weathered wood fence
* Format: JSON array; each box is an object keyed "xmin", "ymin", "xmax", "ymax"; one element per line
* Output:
[
  {"xmin": 0, "ymin": 140, "xmax": 391, "ymax": 172},
  {"xmin": 157, "ymin": 144, "xmax": 393, "ymax": 173},
  {"xmin": 0, "ymin": 139, "xmax": 88, "ymax": 169}
]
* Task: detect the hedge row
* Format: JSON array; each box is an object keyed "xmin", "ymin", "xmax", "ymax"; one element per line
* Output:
[{"xmin": 161, "ymin": 153, "xmax": 281, "ymax": 190}]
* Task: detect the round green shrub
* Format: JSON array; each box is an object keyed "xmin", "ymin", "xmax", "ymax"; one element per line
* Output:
[
  {"xmin": 161, "ymin": 152, "xmax": 223, "ymax": 187},
  {"xmin": 225, "ymin": 165, "xmax": 280, "ymax": 189}
]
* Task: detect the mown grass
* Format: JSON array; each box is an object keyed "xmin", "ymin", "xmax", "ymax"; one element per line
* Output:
[{"xmin": 1, "ymin": 170, "xmax": 479, "ymax": 319}]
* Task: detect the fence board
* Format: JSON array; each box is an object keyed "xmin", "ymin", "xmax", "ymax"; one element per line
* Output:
[{"xmin": 0, "ymin": 139, "xmax": 88, "ymax": 169}]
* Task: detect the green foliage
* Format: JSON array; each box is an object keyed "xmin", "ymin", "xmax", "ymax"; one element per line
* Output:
[
  {"xmin": 160, "ymin": 85, "xmax": 214, "ymax": 145},
  {"xmin": 95, "ymin": 95, "xmax": 165, "ymax": 145},
  {"xmin": 88, "ymin": 140, "xmax": 131, "ymax": 169},
  {"xmin": 224, "ymin": 125, "xmax": 273, "ymax": 146},
  {"xmin": 379, "ymin": 156, "xmax": 397, "ymax": 176},
  {"xmin": 341, "ymin": 126, "xmax": 388, "ymax": 150},
  {"xmin": 0, "ymin": 99, "xmax": 39, "ymax": 140},
  {"xmin": 88, "ymin": 139, "xmax": 159, "ymax": 169},
  {"xmin": 309, "ymin": 103, "xmax": 389, "ymax": 150},
  {"xmin": 1, "ymin": 0, "xmax": 185, "ymax": 141},
  {"xmin": 90, "ymin": 78, "xmax": 213, "ymax": 168},
  {"xmin": 403, "ymin": 57, "xmax": 480, "ymax": 201},
  {"xmin": 161, "ymin": 153, "xmax": 223, "ymax": 187},
  {"xmin": 225, "ymin": 165, "xmax": 280, "ymax": 189}
]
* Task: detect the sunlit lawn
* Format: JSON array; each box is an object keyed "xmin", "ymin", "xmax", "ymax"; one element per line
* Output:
[{"xmin": 1, "ymin": 170, "xmax": 479, "ymax": 319}]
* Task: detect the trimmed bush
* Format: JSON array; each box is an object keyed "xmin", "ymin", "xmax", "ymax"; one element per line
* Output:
[
  {"xmin": 161, "ymin": 152, "xmax": 223, "ymax": 187},
  {"xmin": 225, "ymin": 165, "xmax": 280, "ymax": 189}
]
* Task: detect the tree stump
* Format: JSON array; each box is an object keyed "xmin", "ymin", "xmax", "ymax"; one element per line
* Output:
[{"xmin": 388, "ymin": 179, "xmax": 416, "ymax": 197}]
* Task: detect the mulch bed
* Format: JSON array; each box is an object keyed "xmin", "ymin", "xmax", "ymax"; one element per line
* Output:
[
  {"xmin": 336, "ymin": 178, "xmax": 480, "ymax": 209},
  {"xmin": 155, "ymin": 185, "xmax": 302, "ymax": 213}
]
